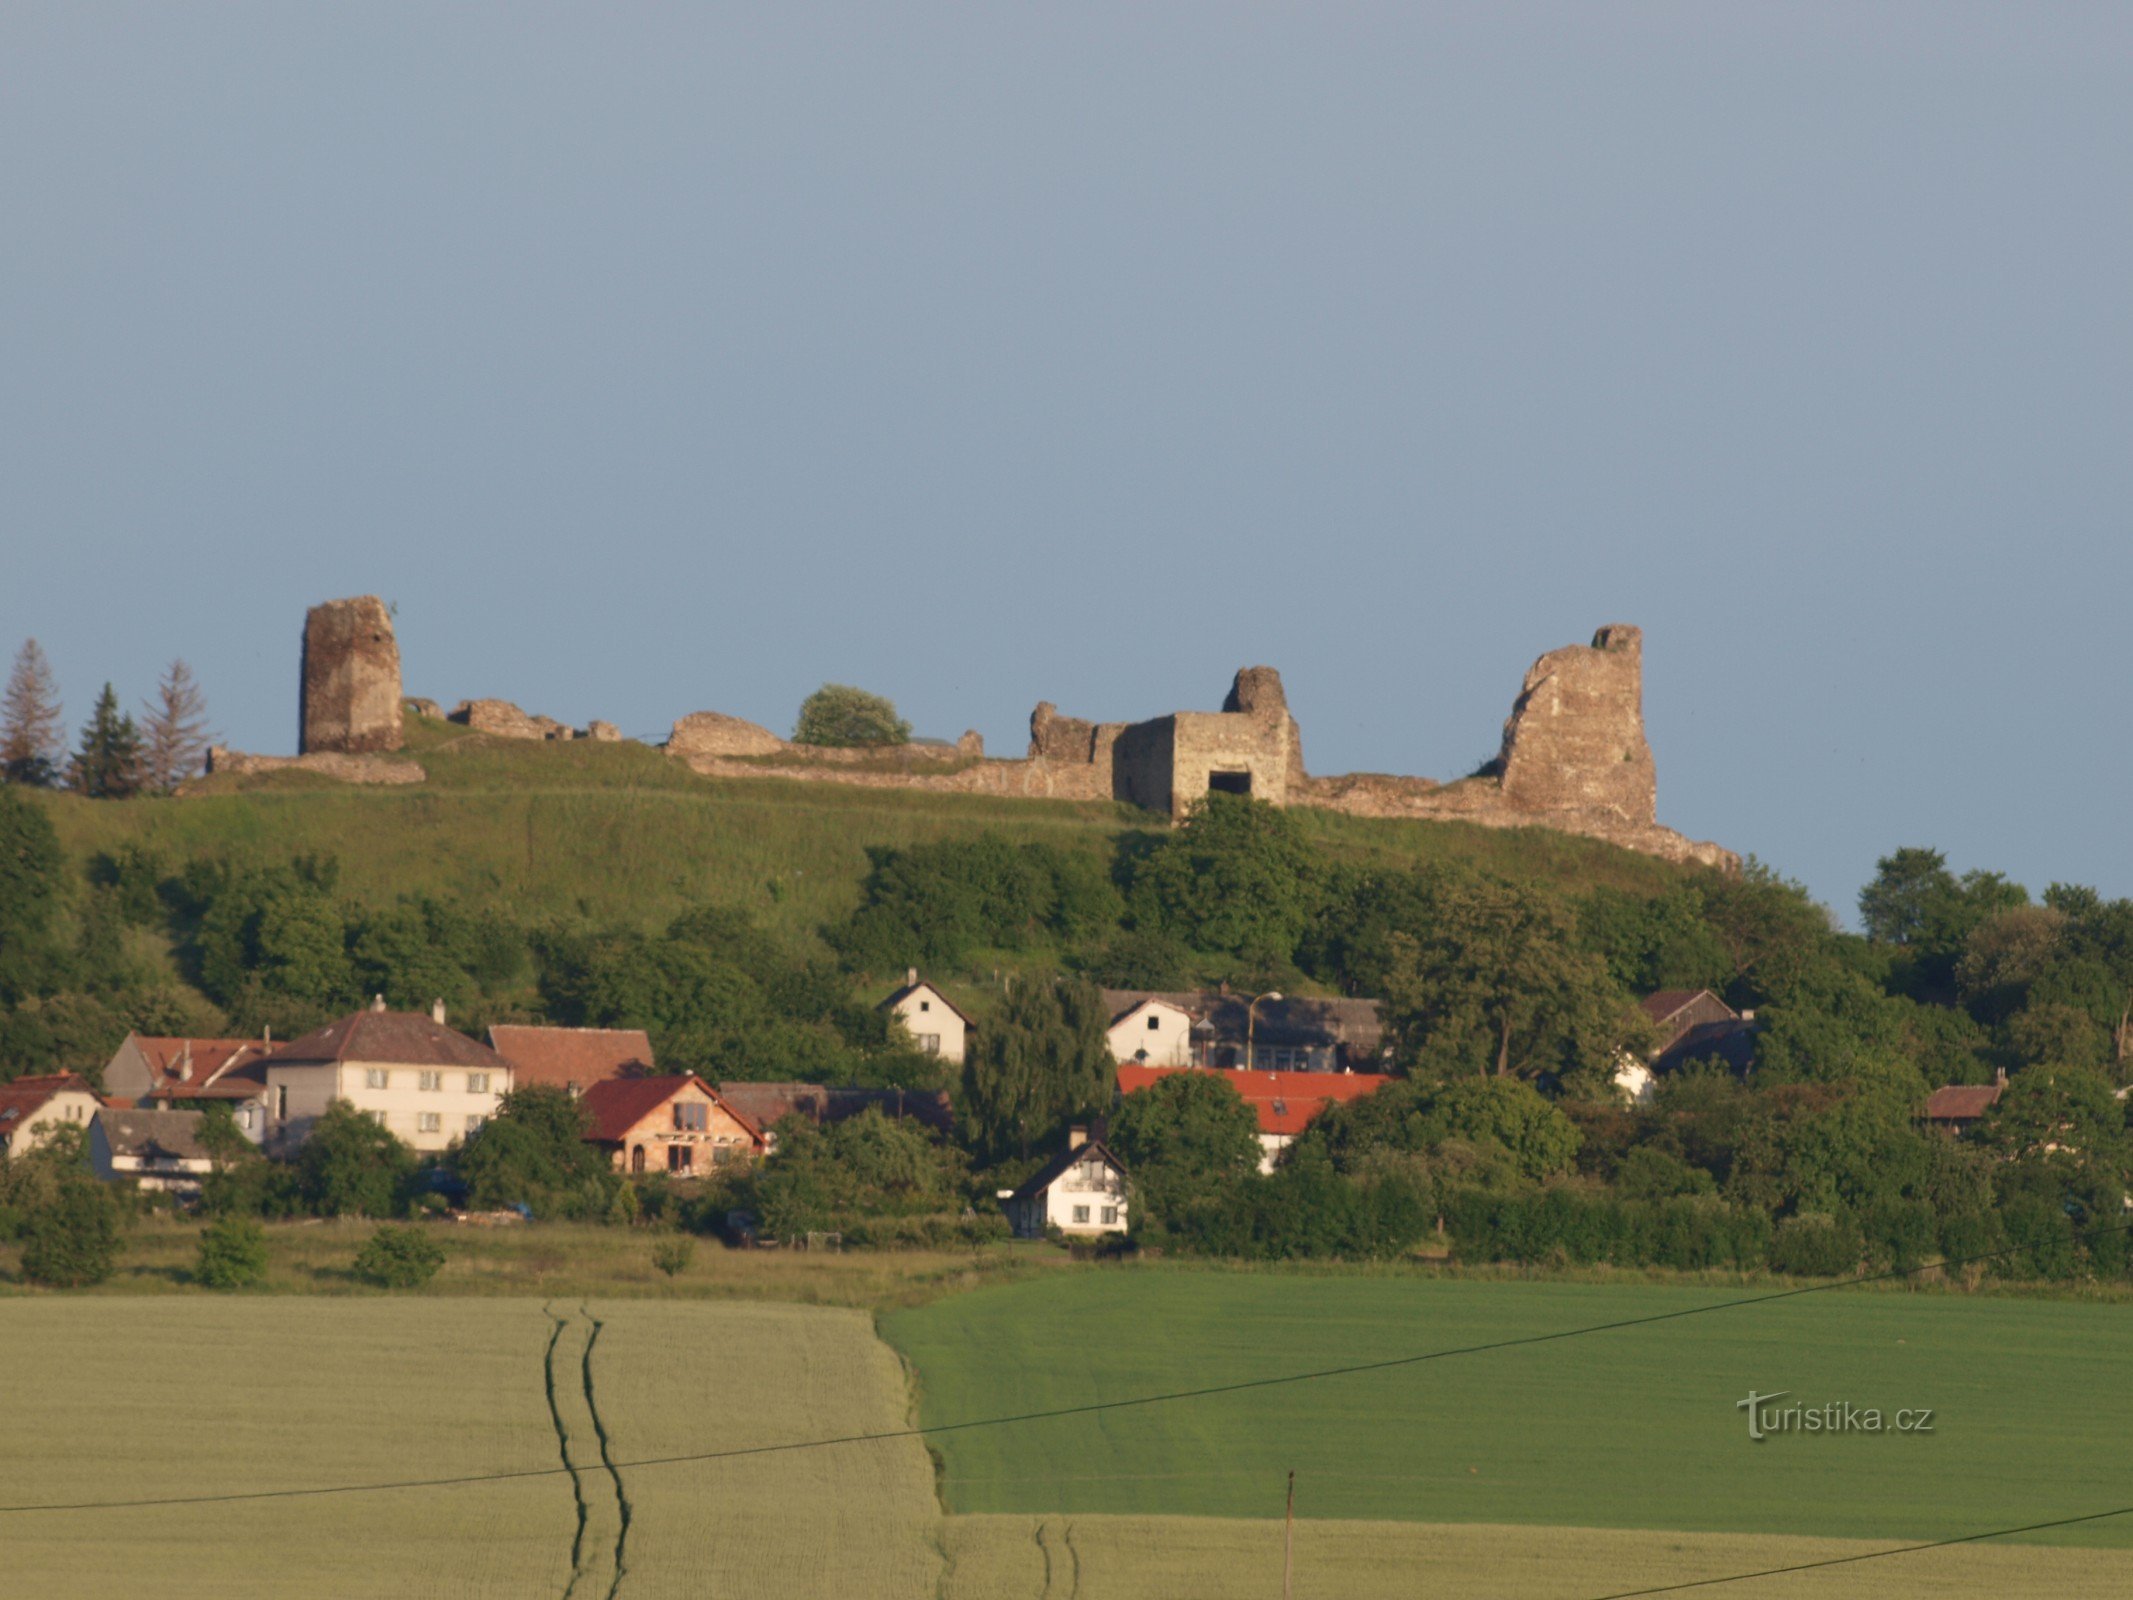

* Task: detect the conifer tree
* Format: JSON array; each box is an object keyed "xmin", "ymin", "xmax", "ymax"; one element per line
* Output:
[
  {"xmin": 0, "ymin": 639, "xmax": 64, "ymax": 786},
  {"xmin": 70, "ymin": 683, "xmax": 143, "ymax": 799},
  {"xmin": 140, "ymin": 658, "xmax": 215, "ymax": 793}
]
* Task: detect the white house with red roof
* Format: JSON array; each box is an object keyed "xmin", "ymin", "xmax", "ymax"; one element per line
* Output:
[
  {"xmin": 0, "ymin": 1073, "xmax": 105, "ymax": 1158},
  {"xmin": 105, "ymin": 1034, "xmax": 276, "ymax": 1142},
  {"xmin": 1116, "ymin": 1063, "xmax": 1393, "ymax": 1173},
  {"xmin": 579, "ymin": 1074, "xmax": 767, "ymax": 1177}
]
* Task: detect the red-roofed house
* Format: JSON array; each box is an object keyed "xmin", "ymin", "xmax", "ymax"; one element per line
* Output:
[
  {"xmin": 487, "ymin": 1025, "xmax": 655, "ymax": 1094},
  {"xmin": 1923, "ymin": 1070, "xmax": 2008, "ymax": 1135},
  {"xmin": 579, "ymin": 1074, "xmax": 767, "ymax": 1177},
  {"xmin": 0, "ymin": 1074, "xmax": 105, "ymax": 1158},
  {"xmin": 105, "ymin": 1034, "xmax": 276, "ymax": 1143},
  {"xmin": 1116, "ymin": 1063, "xmax": 1393, "ymax": 1173}
]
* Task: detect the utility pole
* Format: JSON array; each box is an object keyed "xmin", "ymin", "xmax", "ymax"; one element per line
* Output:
[{"xmin": 1283, "ymin": 1469, "xmax": 1295, "ymax": 1600}]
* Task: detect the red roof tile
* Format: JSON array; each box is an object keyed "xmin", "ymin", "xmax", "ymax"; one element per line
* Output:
[
  {"xmin": 487, "ymin": 1026, "xmax": 655, "ymax": 1091},
  {"xmin": 0, "ymin": 1073, "xmax": 101, "ymax": 1133},
  {"xmin": 578, "ymin": 1075, "xmax": 765, "ymax": 1147},
  {"xmin": 1116, "ymin": 1064, "xmax": 1394, "ymax": 1138},
  {"xmin": 128, "ymin": 1036, "xmax": 269, "ymax": 1088}
]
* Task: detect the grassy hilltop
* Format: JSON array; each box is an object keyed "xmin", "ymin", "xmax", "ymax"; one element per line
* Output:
[{"xmin": 34, "ymin": 712, "xmax": 1690, "ymax": 953}]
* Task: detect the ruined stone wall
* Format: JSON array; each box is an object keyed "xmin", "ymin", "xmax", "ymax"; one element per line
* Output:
[
  {"xmin": 205, "ymin": 747, "xmax": 425, "ymax": 786},
  {"xmin": 1110, "ymin": 717, "xmax": 1177, "ymax": 813},
  {"xmin": 300, "ymin": 597, "xmax": 402, "ymax": 754},
  {"xmin": 1494, "ymin": 624, "xmax": 1656, "ymax": 825}
]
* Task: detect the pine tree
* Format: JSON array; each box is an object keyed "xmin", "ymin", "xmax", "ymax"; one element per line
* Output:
[
  {"xmin": 0, "ymin": 640, "xmax": 65, "ymax": 787},
  {"xmin": 70, "ymin": 683, "xmax": 144, "ymax": 800},
  {"xmin": 140, "ymin": 658, "xmax": 215, "ymax": 793}
]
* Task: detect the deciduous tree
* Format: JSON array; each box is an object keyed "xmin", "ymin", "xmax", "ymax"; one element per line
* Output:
[
  {"xmin": 792, "ymin": 683, "xmax": 911, "ymax": 747},
  {"xmin": 139, "ymin": 659, "xmax": 215, "ymax": 793},
  {"xmin": 0, "ymin": 639, "xmax": 64, "ymax": 786}
]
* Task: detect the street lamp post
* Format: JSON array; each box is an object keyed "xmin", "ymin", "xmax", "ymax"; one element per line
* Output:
[{"xmin": 1245, "ymin": 990, "xmax": 1283, "ymax": 1073}]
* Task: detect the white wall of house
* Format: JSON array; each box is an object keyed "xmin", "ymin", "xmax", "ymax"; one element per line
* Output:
[
  {"xmin": 889, "ymin": 985, "xmax": 967, "ymax": 1064},
  {"xmin": 0, "ymin": 1087, "xmax": 103, "ymax": 1157},
  {"xmin": 267, "ymin": 1060, "xmax": 510, "ymax": 1153},
  {"xmin": 1008, "ymin": 1153, "xmax": 1129, "ymax": 1239},
  {"xmin": 87, "ymin": 1120, "xmax": 213, "ymax": 1196},
  {"xmin": 1613, "ymin": 1053, "xmax": 1657, "ymax": 1106},
  {"xmin": 1107, "ymin": 1000, "xmax": 1194, "ymax": 1067}
]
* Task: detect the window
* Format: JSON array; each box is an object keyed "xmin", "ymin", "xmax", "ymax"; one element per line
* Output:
[
  {"xmin": 631, "ymin": 1145, "xmax": 646, "ymax": 1175},
  {"xmin": 1071, "ymin": 1205, "xmax": 1091, "ymax": 1225},
  {"xmin": 276, "ymin": 1086, "xmax": 288, "ymax": 1119},
  {"xmin": 1147, "ymin": 1015, "xmax": 1162, "ymax": 1031},
  {"xmin": 1207, "ymin": 770, "xmax": 1252, "ymax": 796},
  {"xmin": 467, "ymin": 1072, "xmax": 490, "ymax": 1094},
  {"xmin": 668, "ymin": 1145, "xmax": 694, "ymax": 1174},
  {"xmin": 419, "ymin": 1071, "xmax": 442, "ymax": 1092},
  {"xmin": 364, "ymin": 1069, "xmax": 389, "ymax": 1090},
  {"xmin": 465, "ymin": 1114, "xmax": 485, "ymax": 1133},
  {"xmin": 1100, "ymin": 1206, "xmax": 1118, "ymax": 1225},
  {"xmin": 673, "ymin": 1101, "xmax": 708, "ymax": 1132},
  {"xmin": 365, "ymin": 1110, "xmax": 388, "ymax": 1127},
  {"xmin": 917, "ymin": 1033, "xmax": 941, "ymax": 1055},
  {"xmin": 238, "ymin": 1106, "xmax": 254, "ymax": 1130},
  {"xmin": 919, "ymin": 999, "xmax": 932, "ymax": 1013},
  {"xmin": 417, "ymin": 1112, "xmax": 442, "ymax": 1134}
]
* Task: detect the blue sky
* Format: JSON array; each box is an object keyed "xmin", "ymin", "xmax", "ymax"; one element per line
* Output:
[{"xmin": 3, "ymin": 5, "xmax": 2127, "ymax": 917}]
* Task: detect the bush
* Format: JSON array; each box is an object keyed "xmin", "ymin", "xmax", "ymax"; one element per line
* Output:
[
  {"xmin": 18, "ymin": 1175, "xmax": 124, "ymax": 1288},
  {"xmin": 651, "ymin": 1234, "xmax": 695, "ymax": 1277},
  {"xmin": 194, "ymin": 1215, "xmax": 270, "ymax": 1290},
  {"xmin": 793, "ymin": 684, "xmax": 910, "ymax": 747},
  {"xmin": 351, "ymin": 1223, "xmax": 445, "ymax": 1289},
  {"xmin": 1768, "ymin": 1213, "xmax": 1864, "ymax": 1278}
]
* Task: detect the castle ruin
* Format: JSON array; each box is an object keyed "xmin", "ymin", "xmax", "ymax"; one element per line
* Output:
[{"xmin": 299, "ymin": 596, "xmax": 403, "ymax": 755}]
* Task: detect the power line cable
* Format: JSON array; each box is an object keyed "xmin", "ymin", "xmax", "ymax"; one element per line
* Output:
[
  {"xmin": 1582, "ymin": 1502, "xmax": 2133, "ymax": 1598},
  {"xmin": 2, "ymin": 1217, "xmax": 2128, "ymax": 1518}
]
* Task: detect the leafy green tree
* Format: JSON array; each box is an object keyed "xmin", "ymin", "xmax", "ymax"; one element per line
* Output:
[
  {"xmin": 1377, "ymin": 875, "xmax": 1634, "ymax": 1086},
  {"xmin": 1128, "ymin": 795, "xmax": 1324, "ymax": 977},
  {"xmin": 1110, "ymin": 1071, "xmax": 1261, "ymax": 1222},
  {"xmin": 454, "ymin": 1085, "xmax": 615, "ymax": 1215},
  {"xmin": 1955, "ymin": 905, "xmax": 2066, "ymax": 1026},
  {"xmin": 1980, "ymin": 1067, "xmax": 2127, "ymax": 1169},
  {"xmin": 0, "ymin": 786, "xmax": 67, "ymax": 1003},
  {"xmin": 20, "ymin": 1171, "xmax": 125, "ymax": 1287},
  {"xmin": 351, "ymin": 1223, "xmax": 444, "ymax": 1288},
  {"xmin": 68, "ymin": 683, "xmax": 144, "ymax": 799},
  {"xmin": 296, "ymin": 1103, "xmax": 413, "ymax": 1217},
  {"xmin": 1304, "ymin": 1076, "xmax": 1580, "ymax": 1185},
  {"xmin": 1858, "ymin": 847, "xmax": 2028, "ymax": 998},
  {"xmin": 1578, "ymin": 884, "xmax": 1734, "ymax": 996},
  {"xmin": 749, "ymin": 1107, "xmax": 970, "ymax": 1234},
  {"xmin": 194, "ymin": 1215, "xmax": 270, "ymax": 1289},
  {"xmin": 792, "ymin": 683, "xmax": 911, "ymax": 747},
  {"xmin": 0, "ymin": 639, "xmax": 65, "ymax": 787},
  {"xmin": 829, "ymin": 835, "xmax": 1123, "ymax": 971},
  {"xmin": 960, "ymin": 975, "xmax": 1113, "ymax": 1162}
]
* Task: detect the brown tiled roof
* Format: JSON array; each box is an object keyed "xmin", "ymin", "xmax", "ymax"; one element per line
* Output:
[
  {"xmin": 127, "ymin": 1036, "xmax": 269, "ymax": 1090},
  {"xmin": 265, "ymin": 1010, "xmax": 511, "ymax": 1072},
  {"xmin": 879, "ymin": 981, "xmax": 975, "ymax": 1028},
  {"xmin": 1923, "ymin": 1083, "xmax": 2004, "ymax": 1122},
  {"xmin": 1638, "ymin": 990, "xmax": 1741, "ymax": 1055},
  {"xmin": 714, "ymin": 1081, "xmax": 955, "ymax": 1135},
  {"xmin": 579, "ymin": 1075, "xmax": 765, "ymax": 1147},
  {"xmin": 486, "ymin": 1026, "xmax": 655, "ymax": 1091},
  {"xmin": 1098, "ymin": 990, "xmax": 1385, "ymax": 1055},
  {"xmin": 1639, "ymin": 990, "xmax": 1709, "ymax": 1024},
  {"xmin": 0, "ymin": 1074, "xmax": 100, "ymax": 1135},
  {"xmin": 1008, "ymin": 1138, "xmax": 1127, "ymax": 1203}
]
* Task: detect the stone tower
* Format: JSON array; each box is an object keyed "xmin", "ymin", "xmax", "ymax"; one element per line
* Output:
[
  {"xmin": 1495, "ymin": 624, "xmax": 1656, "ymax": 825},
  {"xmin": 300, "ymin": 596, "xmax": 403, "ymax": 754}
]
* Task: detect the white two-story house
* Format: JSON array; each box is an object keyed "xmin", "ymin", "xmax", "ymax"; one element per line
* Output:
[
  {"xmin": 1001, "ymin": 1129, "xmax": 1130, "ymax": 1239},
  {"xmin": 263, "ymin": 1000, "xmax": 513, "ymax": 1155}
]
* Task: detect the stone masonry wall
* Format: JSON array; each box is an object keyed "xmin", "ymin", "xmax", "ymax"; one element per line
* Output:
[
  {"xmin": 1495, "ymin": 624, "xmax": 1656, "ymax": 825},
  {"xmin": 300, "ymin": 596, "xmax": 402, "ymax": 754}
]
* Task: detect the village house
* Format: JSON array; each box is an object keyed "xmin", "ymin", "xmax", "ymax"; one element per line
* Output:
[
  {"xmin": 580, "ymin": 1074, "xmax": 767, "ymax": 1176},
  {"xmin": 1000, "ymin": 1128, "xmax": 1130, "ymax": 1240},
  {"xmin": 89, "ymin": 1107, "xmax": 215, "ymax": 1196},
  {"xmin": 262, "ymin": 1000, "xmax": 513, "ymax": 1155},
  {"xmin": 106, "ymin": 1034, "xmax": 276, "ymax": 1143},
  {"xmin": 0, "ymin": 1073, "xmax": 105, "ymax": 1158},
  {"xmin": 1099, "ymin": 989, "xmax": 1386, "ymax": 1073},
  {"xmin": 880, "ymin": 972, "xmax": 972, "ymax": 1063},
  {"xmin": 1115, "ymin": 1063, "xmax": 1394, "ymax": 1173},
  {"xmin": 714, "ymin": 1081, "xmax": 955, "ymax": 1153},
  {"xmin": 1614, "ymin": 989, "xmax": 1759, "ymax": 1104},
  {"xmin": 1922, "ymin": 1070, "xmax": 2008, "ymax": 1136},
  {"xmin": 487, "ymin": 1024, "xmax": 655, "ymax": 1094}
]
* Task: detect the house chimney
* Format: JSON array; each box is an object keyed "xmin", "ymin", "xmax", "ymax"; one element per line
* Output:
[
  {"xmin": 906, "ymin": 967, "xmax": 918, "ymax": 987},
  {"xmin": 370, "ymin": 994, "xmax": 387, "ymax": 1013},
  {"xmin": 431, "ymin": 998, "xmax": 447, "ymax": 1026},
  {"xmin": 1995, "ymin": 1066, "xmax": 2008, "ymax": 1088},
  {"xmin": 1067, "ymin": 1125, "xmax": 1088, "ymax": 1152}
]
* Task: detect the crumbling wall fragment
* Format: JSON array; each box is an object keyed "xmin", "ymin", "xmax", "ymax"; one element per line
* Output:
[
  {"xmin": 667, "ymin": 711, "xmax": 786, "ymax": 759},
  {"xmin": 1494, "ymin": 624, "xmax": 1656, "ymax": 825}
]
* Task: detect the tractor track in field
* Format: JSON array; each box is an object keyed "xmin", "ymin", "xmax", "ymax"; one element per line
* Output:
[
  {"xmin": 543, "ymin": 1303, "xmax": 631, "ymax": 1599},
  {"xmin": 541, "ymin": 1304, "xmax": 592, "ymax": 1596},
  {"xmin": 578, "ymin": 1304, "xmax": 633, "ymax": 1600}
]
